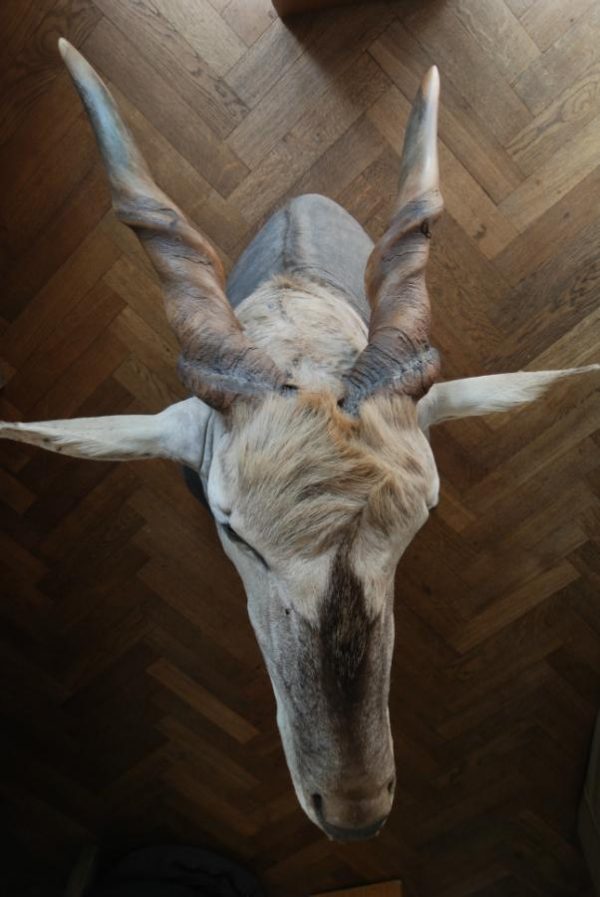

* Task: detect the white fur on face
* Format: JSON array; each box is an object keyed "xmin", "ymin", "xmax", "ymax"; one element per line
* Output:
[{"xmin": 205, "ymin": 389, "xmax": 438, "ymax": 832}]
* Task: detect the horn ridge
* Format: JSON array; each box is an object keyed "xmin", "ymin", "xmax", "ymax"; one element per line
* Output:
[
  {"xmin": 341, "ymin": 66, "xmax": 443, "ymax": 415},
  {"xmin": 58, "ymin": 38, "xmax": 289, "ymax": 412}
]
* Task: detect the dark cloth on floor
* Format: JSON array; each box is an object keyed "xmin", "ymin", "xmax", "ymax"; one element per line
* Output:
[{"xmin": 87, "ymin": 845, "xmax": 264, "ymax": 897}]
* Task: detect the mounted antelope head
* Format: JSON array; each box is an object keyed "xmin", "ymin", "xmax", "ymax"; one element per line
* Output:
[{"xmin": 2, "ymin": 41, "xmax": 597, "ymax": 842}]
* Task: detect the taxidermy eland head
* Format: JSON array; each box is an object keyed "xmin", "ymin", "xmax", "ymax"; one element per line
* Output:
[{"xmin": 2, "ymin": 41, "xmax": 597, "ymax": 841}]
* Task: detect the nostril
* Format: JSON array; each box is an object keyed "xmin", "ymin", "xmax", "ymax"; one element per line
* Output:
[
  {"xmin": 312, "ymin": 793, "xmax": 323, "ymax": 815},
  {"xmin": 387, "ymin": 776, "xmax": 395, "ymax": 795}
]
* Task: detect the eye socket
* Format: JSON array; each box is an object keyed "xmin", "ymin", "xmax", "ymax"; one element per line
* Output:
[
  {"xmin": 222, "ymin": 523, "xmax": 268, "ymax": 569},
  {"xmin": 222, "ymin": 522, "xmax": 244, "ymax": 545}
]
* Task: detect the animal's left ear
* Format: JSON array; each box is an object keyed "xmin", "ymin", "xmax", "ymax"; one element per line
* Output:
[
  {"xmin": 417, "ymin": 366, "xmax": 599, "ymax": 430},
  {"xmin": 0, "ymin": 398, "xmax": 210, "ymax": 467}
]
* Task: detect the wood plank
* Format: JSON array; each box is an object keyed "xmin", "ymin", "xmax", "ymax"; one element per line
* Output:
[
  {"xmin": 221, "ymin": 0, "xmax": 276, "ymax": 47},
  {"xmin": 0, "ymin": 162, "xmax": 111, "ymax": 322},
  {"xmin": 404, "ymin": 2, "xmax": 532, "ymax": 145},
  {"xmin": 1, "ymin": 112, "xmax": 99, "ymax": 263},
  {"xmin": 312, "ymin": 882, "xmax": 402, "ymax": 897},
  {"xmin": 28, "ymin": 325, "xmax": 128, "ymax": 420},
  {"xmin": 507, "ymin": 63, "xmax": 600, "ymax": 175},
  {"xmin": 103, "ymin": 256, "xmax": 171, "ymax": 344},
  {"xmin": 0, "ymin": 468, "xmax": 36, "ymax": 515},
  {"xmin": 81, "ymin": 17, "xmax": 248, "ymax": 198},
  {"xmin": 232, "ymin": 52, "xmax": 390, "ymax": 220},
  {"xmin": 505, "ymin": 0, "xmax": 537, "ymax": 16},
  {"xmin": 291, "ymin": 116, "xmax": 384, "ymax": 206},
  {"xmin": 225, "ymin": 13, "xmax": 318, "ymax": 109},
  {"xmin": 109, "ymin": 306, "xmax": 185, "ymax": 400},
  {"xmin": 499, "ymin": 112, "xmax": 600, "ymax": 231},
  {"xmin": 495, "ymin": 164, "xmax": 600, "ymax": 286},
  {"xmin": 228, "ymin": 2, "xmax": 392, "ymax": 167},
  {"xmin": 114, "ymin": 355, "xmax": 181, "ymax": 412},
  {"xmin": 95, "ymin": 0, "xmax": 248, "ymax": 139},
  {"xmin": 5, "ymin": 280, "xmax": 124, "ymax": 414},
  {"xmin": 450, "ymin": 0, "xmax": 539, "ymax": 84},
  {"xmin": 159, "ymin": 0, "xmax": 247, "ymax": 76},
  {"xmin": 148, "ymin": 658, "xmax": 260, "ymax": 743},
  {"xmin": 272, "ymin": 0, "xmax": 366, "ymax": 11},
  {"xmin": 490, "ymin": 214, "xmax": 600, "ymax": 366},
  {"xmin": 0, "ymin": 229, "xmax": 120, "ymax": 367},
  {"xmin": 0, "ymin": 0, "xmax": 101, "ymax": 147},
  {"xmin": 520, "ymin": 0, "xmax": 596, "ymax": 51},
  {"xmin": 515, "ymin": 4, "xmax": 600, "ymax": 114}
]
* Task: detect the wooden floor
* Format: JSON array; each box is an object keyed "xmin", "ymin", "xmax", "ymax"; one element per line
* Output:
[{"xmin": 1, "ymin": 1, "xmax": 600, "ymax": 895}]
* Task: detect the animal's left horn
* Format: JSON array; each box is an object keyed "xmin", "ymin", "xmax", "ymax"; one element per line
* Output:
[
  {"xmin": 58, "ymin": 39, "xmax": 291, "ymax": 412},
  {"xmin": 341, "ymin": 67, "xmax": 443, "ymax": 416}
]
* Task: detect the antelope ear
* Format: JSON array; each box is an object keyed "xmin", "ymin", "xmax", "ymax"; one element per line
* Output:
[
  {"xmin": 417, "ymin": 366, "xmax": 600, "ymax": 430},
  {"xmin": 0, "ymin": 398, "xmax": 210, "ymax": 468}
]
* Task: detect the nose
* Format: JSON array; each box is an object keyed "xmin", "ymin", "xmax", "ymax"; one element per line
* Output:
[{"xmin": 313, "ymin": 778, "xmax": 394, "ymax": 841}]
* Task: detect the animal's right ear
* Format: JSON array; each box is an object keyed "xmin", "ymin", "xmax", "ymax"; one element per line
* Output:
[
  {"xmin": 417, "ymin": 366, "xmax": 599, "ymax": 430},
  {"xmin": 0, "ymin": 398, "xmax": 211, "ymax": 467}
]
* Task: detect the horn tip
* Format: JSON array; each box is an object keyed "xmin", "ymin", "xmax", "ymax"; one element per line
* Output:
[
  {"xmin": 422, "ymin": 65, "xmax": 440, "ymax": 99},
  {"xmin": 57, "ymin": 37, "xmax": 71, "ymax": 58},
  {"xmin": 58, "ymin": 38, "xmax": 93, "ymax": 90}
]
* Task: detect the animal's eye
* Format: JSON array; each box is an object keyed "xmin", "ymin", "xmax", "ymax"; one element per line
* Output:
[
  {"xmin": 222, "ymin": 523, "xmax": 244, "ymax": 545},
  {"xmin": 222, "ymin": 523, "xmax": 268, "ymax": 569}
]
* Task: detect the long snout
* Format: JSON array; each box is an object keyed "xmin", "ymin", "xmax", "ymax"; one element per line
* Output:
[{"xmin": 312, "ymin": 776, "xmax": 395, "ymax": 842}]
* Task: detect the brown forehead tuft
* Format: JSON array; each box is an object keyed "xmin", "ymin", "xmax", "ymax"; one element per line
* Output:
[{"xmin": 228, "ymin": 391, "xmax": 430, "ymax": 557}]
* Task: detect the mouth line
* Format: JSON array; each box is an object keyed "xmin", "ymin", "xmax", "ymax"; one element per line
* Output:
[
  {"xmin": 320, "ymin": 815, "xmax": 388, "ymax": 842},
  {"xmin": 311, "ymin": 796, "xmax": 388, "ymax": 842},
  {"xmin": 312, "ymin": 794, "xmax": 388, "ymax": 842}
]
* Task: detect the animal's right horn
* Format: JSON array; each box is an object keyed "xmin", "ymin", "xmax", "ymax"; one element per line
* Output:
[
  {"xmin": 341, "ymin": 67, "xmax": 443, "ymax": 416},
  {"xmin": 58, "ymin": 39, "xmax": 292, "ymax": 412}
]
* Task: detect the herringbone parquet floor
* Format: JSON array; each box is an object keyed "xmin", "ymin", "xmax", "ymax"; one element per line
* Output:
[{"xmin": 1, "ymin": 1, "xmax": 600, "ymax": 895}]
